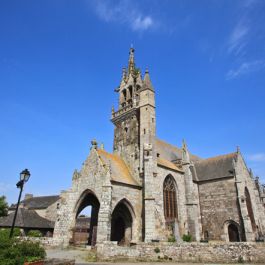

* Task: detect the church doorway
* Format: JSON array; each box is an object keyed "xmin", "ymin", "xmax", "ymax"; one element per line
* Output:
[
  {"xmin": 228, "ymin": 223, "xmax": 240, "ymax": 242},
  {"xmin": 73, "ymin": 190, "xmax": 100, "ymax": 246},
  {"xmin": 111, "ymin": 200, "xmax": 133, "ymax": 245}
]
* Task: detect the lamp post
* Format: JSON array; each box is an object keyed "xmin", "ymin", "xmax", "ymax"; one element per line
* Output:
[{"xmin": 9, "ymin": 169, "xmax": 31, "ymax": 238}]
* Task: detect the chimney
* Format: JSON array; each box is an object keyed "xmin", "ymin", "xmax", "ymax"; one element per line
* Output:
[{"xmin": 24, "ymin": 194, "xmax": 33, "ymax": 200}]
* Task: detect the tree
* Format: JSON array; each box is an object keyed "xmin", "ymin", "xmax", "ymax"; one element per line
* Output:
[{"xmin": 0, "ymin": 196, "xmax": 8, "ymax": 217}]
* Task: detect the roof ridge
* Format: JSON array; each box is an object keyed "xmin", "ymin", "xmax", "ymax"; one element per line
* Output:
[{"xmin": 196, "ymin": 152, "xmax": 237, "ymax": 164}]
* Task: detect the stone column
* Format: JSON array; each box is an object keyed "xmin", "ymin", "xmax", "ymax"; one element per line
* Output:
[
  {"xmin": 143, "ymin": 144, "xmax": 156, "ymax": 242},
  {"xmin": 233, "ymin": 153, "xmax": 255, "ymax": 242},
  {"xmin": 182, "ymin": 141, "xmax": 200, "ymax": 241},
  {"xmin": 183, "ymin": 164, "xmax": 200, "ymax": 241},
  {"xmin": 97, "ymin": 175, "xmax": 112, "ymax": 244}
]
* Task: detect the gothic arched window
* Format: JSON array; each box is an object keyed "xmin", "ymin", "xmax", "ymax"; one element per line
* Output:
[{"xmin": 163, "ymin": 175, "xmax": 178, "ymax": 221}]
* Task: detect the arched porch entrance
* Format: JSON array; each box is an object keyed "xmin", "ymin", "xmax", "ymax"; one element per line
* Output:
[
  {"xmin": 228, "ymin": 223, "xmax": 240, "ymax": 242},
  {"xmin": 73, "ymin": 190, "xmax": 100, "ymax": 246},
  {"xmin": 111, "ymin": 200, "xmax": 134, "ymax": 245}
]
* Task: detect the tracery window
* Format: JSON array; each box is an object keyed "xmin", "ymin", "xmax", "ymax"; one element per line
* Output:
[{"xmin": 163, "ymin": 175, "xmax": 177, "ymax": 220}]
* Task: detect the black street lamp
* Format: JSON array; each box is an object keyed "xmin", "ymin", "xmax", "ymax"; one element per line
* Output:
[{"xmin": 9, "ymin": 169, "xmax": 31, "ymax": 238}]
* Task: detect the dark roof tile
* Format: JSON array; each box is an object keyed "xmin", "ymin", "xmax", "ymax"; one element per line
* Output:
[
  {"xmin": 0, "ymin": 208, "xmax": 54, "ymax": 229},
  {"xmin": 194, "ymin": 153, "xmax": 237, "ymax": 182}
]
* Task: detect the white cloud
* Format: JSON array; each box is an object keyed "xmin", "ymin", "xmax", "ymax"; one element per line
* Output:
[
  {"xmin": 247, "ymin": 153, "xmax": 265, "ymax": 162},
  {"xmin": 132, "ymin": 16, "xmax": 153, "ymax": 31},
  {"xmin": 226, "ymin": 60, "xmax": 265, "ymax": 79},
  {"xmin": 228, "ymin": 21, "xmax": 249, "ymax": 55},
  {"xmin": 91, "ymin": 0, "xmax": 154, "ymax": 31}
]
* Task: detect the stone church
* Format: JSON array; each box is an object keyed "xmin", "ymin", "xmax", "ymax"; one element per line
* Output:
[{"xmin": 53, "ymin": 48, "xmax": 265, "ymax": 247}]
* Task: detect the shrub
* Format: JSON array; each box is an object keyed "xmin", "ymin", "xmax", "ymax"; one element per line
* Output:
[
  {"xmin": 27, "ymin": 230, "xmax": 42, "ymax": 237},
  {"xmin": 182, "ymin": 234, "xmax": 192, "ymax": 242},
  {"xmin": 0, "ymin": 228, "xmax": 21, "ymax": 239},
  {"xmin": 168, "ymin": 235, "xmax": 176, "ymax": 242},
  {"xmin": 0, "ymin": 235, "xmax": 46, "ymax": 265}
]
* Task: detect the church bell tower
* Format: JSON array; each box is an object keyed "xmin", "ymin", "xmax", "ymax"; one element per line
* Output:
[{"xmin": 111, "ymin": 48, "xmax": 156, "ymax": 183}]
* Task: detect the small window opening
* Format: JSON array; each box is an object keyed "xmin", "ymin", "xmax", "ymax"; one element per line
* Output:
[{"xmin": 144, "ymin": 129, "xmax": 146, "ymax": 134}]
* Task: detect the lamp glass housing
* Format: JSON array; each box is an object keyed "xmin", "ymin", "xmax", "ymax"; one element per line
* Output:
[{"xmin": 20, "ymin": 169, "xmax": 31, "ymax": 182}]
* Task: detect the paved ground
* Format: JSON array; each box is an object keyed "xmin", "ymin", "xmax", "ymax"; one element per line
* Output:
[{"xmin": 46, "ymin": 248, "xmax": 253, "ymax": 265}]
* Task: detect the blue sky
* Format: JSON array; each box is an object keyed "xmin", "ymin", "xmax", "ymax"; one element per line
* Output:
[{"xmin": 1, "ymin": 0, "xmax": 265, "ymax": 204}]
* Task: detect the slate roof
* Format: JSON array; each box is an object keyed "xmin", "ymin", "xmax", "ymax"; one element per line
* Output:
[
  {"xmin": 97, "ymin": 149, "xmax": 140, "ymax": 187},
  {"xmin": 194, "ymin": 153, "xmax": 237, "ymax": 182},
  {"xmin": 10, "ymin": 195, "xmax": 60, "ymax": 210},
  {"xmin": 0, "ymin": 208, "xmax": 54, "ymax": 229},
  {"xmin": 156, "ymin": 138, "xmax": 201, "ymax": 172}
]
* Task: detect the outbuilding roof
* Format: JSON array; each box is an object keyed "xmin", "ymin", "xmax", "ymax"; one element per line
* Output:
[
  {"xmin": 10, "ymin": 195, "xmax": 60, "ymax": 210},
  {"xmin": 0, "ymin": 208, "xmax": 54, "ymax": 229}
]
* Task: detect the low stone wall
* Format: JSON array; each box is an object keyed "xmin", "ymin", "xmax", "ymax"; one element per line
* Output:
[
  {"xmin": 21, "ymin": 237, "xmax": 63, "ymax": 247},
  {"xmin": 97, "ymin": 241, "xmax": 265, "ymax": 263}
]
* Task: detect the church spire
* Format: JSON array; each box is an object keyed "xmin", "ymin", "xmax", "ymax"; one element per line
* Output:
[
  {"xmin": 143, "ymin": 68, "xmax": 154, "ymax": 91},
  {"xmin": 128, "ymin": 47, "xmax": 135, "ymax": 75}
]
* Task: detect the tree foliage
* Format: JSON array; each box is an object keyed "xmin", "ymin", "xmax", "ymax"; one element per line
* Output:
[{"xmin": 0, "ymin": 196, "xmax": 8, "ymax": 217}]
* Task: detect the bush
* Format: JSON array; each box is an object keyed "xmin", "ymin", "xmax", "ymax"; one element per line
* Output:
[
  {"xmin": 182, "ymin": 234, "xmax": 192, "ymax": 242},
  {"xmin": 0, "ymin": 235, "xmax": 46, "ymax": 265},
  {"xmin": 0, "ymin": 228, "xmax": 21, "ymax": 239},
  {"xmin": 27, "ymin": 230, "xmax": 42, "ymax": 237},
  {"xmin": 168, "ymin": 235, "xmax": 176, "ymax": 242}
]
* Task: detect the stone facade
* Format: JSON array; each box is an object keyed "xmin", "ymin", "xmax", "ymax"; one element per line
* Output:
[{"xmin": 52, "ymin": 48, "xmax": 265, "ymax": 248}]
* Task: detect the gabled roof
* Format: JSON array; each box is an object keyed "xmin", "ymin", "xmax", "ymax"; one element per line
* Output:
[
  {"xmin": 194, "ymin": 153, "xmax": 237, "ymax": 182},
  {"xmin": 10, "ymin": 195, "xmax": 60, "ymax": 210},
  {"xmin": 0, "ymin": 208, "xmax": 54, "ymax": 229},
  {"xmin": 97, "ymin": 149, "xmax": 140, "ymax": 187},
  {"xmin": 156, "ymin": 138, "xmax": 201, "ymax": 162}
]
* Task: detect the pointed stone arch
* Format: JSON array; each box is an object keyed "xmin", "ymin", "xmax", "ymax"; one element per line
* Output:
[
  {"xmin": 73, "ymin": 189, "xmax": 100, "ymax": 246},
  {"xmin": 111, "ymin": 198, "xmax": 135, "ymax": 245},
  {"xmin": 224, "ymin": 220, "xmax": 240, "ymax": 242}
]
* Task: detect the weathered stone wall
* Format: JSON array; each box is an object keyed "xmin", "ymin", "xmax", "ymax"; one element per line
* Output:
[
  {"xmin": 235, "ymin": 152, "xmax": 265, "ymax": 240},
  {"xmin": 52, "ymin": 148, "xmax": 107, "ymax": 246},
  {"xmin": 97, "ymin": 241, "xmax": 265, "ymax": 263},
  {"xmin": 111, "ymin": 183, "xmax": 142, "ymax": 242},
  {"xmin": 198, "ymin": 177, "xmax": 241, "ymax": 241}
]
